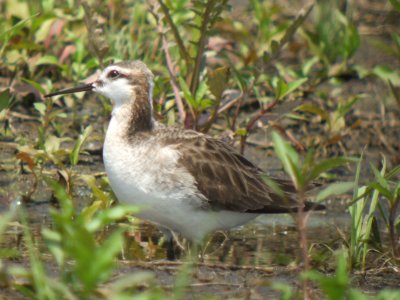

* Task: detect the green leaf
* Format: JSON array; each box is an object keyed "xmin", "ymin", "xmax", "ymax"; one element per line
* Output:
[
  {"xmin": 0, "ymin": 208, "xmax": 17, "ymax": 245},
  {"xmin": 21, "ymin": 78, "xmax": 46, "ymax": 95},
  {"xmin": 337, "ymin": 96, "xmax": 360, "ymax": 119},
  {"xmin": 232, "ymin": 68, "xmax": 249, "ymax": 92},
  {"xmin": 261, "ymin": 176, "xmax": 286, "ymax": 199},
  {"xmin": 302, "ymin": 56, "xmax": 319, "ymax": 76},
  {"xmin": 195, "ymin": 80, "xmax": 208, "ymax": 103},
  {"xmin": 295, "ymin": 103, "xmax": 329, "ymax": 120},
  {"xmin": 368, "ymin": 182, "xmax": 393, "ymax": 201},
  {"xmin": 307, "ymin": 157, "xmax": 358, "ymax": 182},
  {"xmin": 285, "ymin": 77, "xmax": 308, "ymax": 97},
  {"xmin": 0, "ymin": 13, "xmax": 38, "ymax": 42},
  {"xmin": 272, "ymin": 132, "xmax": 302, "ymax": 189},
  {"xmin": 370, "ymin": 161, "xmax": 389, "ymax": 191},
  {"xmin": 316, "ymin": 181, "xmax": 354, "ymax": 202},
  {"xmin": 178, "ymin": 76, "xmax": 196, "ymax": 109},
  {"xmin": 70, "ymin": 125, "xmax": 93, "ymax": 166},
  {"xmin": 302, "ymin": 251, "xmax": 349, "ymax": 300},
  {"xmin": 275, "ymin": 77, "xmax": 288, "ymax": 100},
  {"xmin": 390, "ymin": 0, "xmax": 400, "ymax": 12},
  {"xmin": 80, "ymin": 175, "xmax": 112, "ymax": 208},
  {"xmin": 235, "ymin": 128, "xmax": 248, "ymax": 136},
  {"xmin": 109, "ymin": 272, "xmax": 154, "ymax": 293},
  {"xmin": 42, "ymin": 228, "xmax": 64, "ymax": 267},
  {"xmin": 271, "ymin": 282, "xmax": 293, "ymax": 300},
  {"xmin": 0, "ymin": 89, "xmax": 11, "ymax": 112},
  {"xmin": 207, "ymin": 66, "xmax": 230, "ymax": 99},
  {"xmin": 270, "ymin": 40, "xmax": 280, "ymax": 55},
  {"xmin": 85, "ymin": 205, "xmax": 139, "ymax": 232},
  {"xmin": 372, "ymin": 65, "xmax": 400, "ymax": 86},
  {"xmin": 91, "ymin": 229, "xmax": 124, "ymax": 283},
  {"xmin": 44, "ymin": 177, "xmax": 74, "ymax": 218},
  {"xmin": 33, "ymin": 102, "xmax": 46, "ymax": 115},
  {"xmin": 34, "ymin": 55, "xmax": 61, "ymax": 68}
]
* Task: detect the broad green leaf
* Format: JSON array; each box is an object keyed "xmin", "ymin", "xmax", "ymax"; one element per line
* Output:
[
  {"xmin": 0, "ymin": 89, "xmax": 11, "ymax": 112},
  {"xmin": 302, "ymin": 251, "xmax": 349, "ymax": 300},
  {"xmin": 178, "ymin": 76, "xmax": 196, "ymax": 108},
  {"xmin": 372, "ymin": 65, "xmax": 400, "ymax": 86},
  {"xmin": 232, "ymin": 68, "xmax": 251, "ymax": 92},
  {"xmin": 271, "ymin": 282, "xmax": 293, "ymax": 300},
  {"xmin": 337, "ymin": 96, "xmax": 360, "ymax": 119},
  {"xmin": 44, "ymin": 177, "xmax": 74, "ymax": 218},
  {"xmin": 0, "ymin": 14, "xmax": 38, "ymax": 41},
  {"xmin": 386, "ymin": 164, "xmax": 400, "ymax": 180},
  {"xmin": 207, "ymin": 66, "xmax": 230, "ymax": 99},
  {"xmin": 33, "ymin": 102, "xmax": 46, "ymax": 115},
  {"xmin": 296, "ymin": 103, "xmax": 329, "ymax": 120},
  {"xmin": 86, "ymin": 205, "xmax": 139, "ymax": 232},
  {"xmin": 261, "ymin": 176, "xmax": 286, "ymax": 199},
  {"xmin": 80, "ymin": 200, "xmax": 104, "ymax": 225},
  {"xmin": 92, "ymin": 229, "xmax": 124, "ymax": 279},
  {"xmin": 316, "ymin": 181, "xmax": 354, "ymax": 202},
  {"xmin": 80, "ymin": 174, "xmax": 111, "ymax": 207},
  {"xmin": 284, "ymin": 77, "xmax": 308, "ymax": 97},
  {"xmin": 270, "ymin": 40, "xmax": 280, "ymax": 55},
  {"xmin": 110, "ymin": 272, "xmax": 154, "ymax": 293},
  {"xmin": 275, "ymin": 77, "xmax": 288, "ymax": 100},
  {"xmin": 302, "ymin": 56, "xmax": 319, "ymax": 76},
  {"xmin": 70, "ymin": 125, "xmax": 93, "ymax": 166},
  {"xmin": 44, "ymin": 135, "xmax": 68, "ymax": 153},
  {"xmin": 368, "ymin": 182, "xmax": 393, "ymax": 201},
  {"xmin": 199, "ymin": 98, "xmax": 214, "ymax": 110},
  {"xmin": 390, "ymin": 0, "xmax": 400, "ymax": 12},
  {"xmin": 195, "ymin": 80, "xmax": 208, "ymax": 103},
  {"xmin": 307, "ymin": 157, "xmax": 358, "ymax": 182},
  {"xmin": 34, "ymin": 55, "xmax": 61, "ymax": 68},
  {"xmin": 370, "ymin": 161, "xmax": 389, "ymax": 191},
  {"xmin": 272, "ymin": 132, "xmax": 302, "ymax": 189},
  {"xmin": 34, "ymin": 18, "xmax": 56, "ymax": 43},
  {"xmin": 21, "ymin": 78, "xmax": 46, "ymax": 94},
  {"xmin": 0, "ymin": 209, "xmax": 17, "ymax": 244},
  {"xmin": 42, "ymin": 228, "xmax": 64, "ymax": 267},
  {"xmin": 235, "ymin": 128, "xmax": 247, "ymax": 136}
]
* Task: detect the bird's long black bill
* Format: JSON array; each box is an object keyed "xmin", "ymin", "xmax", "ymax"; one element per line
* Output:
[{"xmin": 45, "ymin": 83, "xmax": 94, "ymax": 97}]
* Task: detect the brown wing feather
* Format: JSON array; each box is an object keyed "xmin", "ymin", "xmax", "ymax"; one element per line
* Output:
[{"xmin": 157, "ymin": 128, "xmax": 313, "ymax": 213}]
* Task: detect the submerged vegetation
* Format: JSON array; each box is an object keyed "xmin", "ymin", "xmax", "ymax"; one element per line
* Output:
[{"xmin": 1, "ymin": 0, "xmax": 400, "ymax": 299}]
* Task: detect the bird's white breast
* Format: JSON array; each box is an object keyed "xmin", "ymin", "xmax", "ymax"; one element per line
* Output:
[{"xmin": 103, "ymin": 116, "xmax": 205, "ymax": 234}]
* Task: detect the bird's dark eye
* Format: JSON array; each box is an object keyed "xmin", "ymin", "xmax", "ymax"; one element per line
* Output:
[{"xmin": 107, "ymin": 70, "xmax": 120, "ymax": 79}]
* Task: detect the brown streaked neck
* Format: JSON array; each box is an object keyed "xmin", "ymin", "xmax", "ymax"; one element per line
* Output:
[{"xmin": 113, "ymin": 79, "xmax": 155, "ymax": 141}]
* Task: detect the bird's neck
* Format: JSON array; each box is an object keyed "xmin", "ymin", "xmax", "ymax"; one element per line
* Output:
[{"xmin": 110, "ymin": 85, "xmax": 155, "ymax": 141}]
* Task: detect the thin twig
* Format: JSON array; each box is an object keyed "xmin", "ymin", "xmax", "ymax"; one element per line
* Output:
[
  {"xmin": 189, "ymin": 0, "xmax": 215, "ymax": 95},
  {"xmin": 239, "ymin": 98, "xmax": 279, "ymax": 154},
  {"xmin": 119, "ymin": 259, "xmax": 277, "ymax": 273},
  {"xmin": 10, "ymin": 111, "xmax": 39, "ymax": 120},
  {"xmin": 231, "ymin": 91, "xmax": 246, "ymax": 131},
  {"xmin": 157, "ymin": 0, "xmax": 191, "ymax": 66},
  {"xmin": 296, "ymin": 190, "xmax": 311, "ymax": 299},
  {"xmin": 217, "ymin": 93, "xmax": 244, "ymax": 114},
  {"xmin": 150, "ymin": 4, "xmax": 186, "ymax": 123},
  {"xmin": 245, "ymin": 99, "xmax": 279, "ymax": 132},
  {"xmin": 271, "ymin": 124, "xmax": 305, "ymax": 151}
]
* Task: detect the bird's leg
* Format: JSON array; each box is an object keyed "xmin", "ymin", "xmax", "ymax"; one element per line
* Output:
[
  {"xmin": 160, "ymin": 228, "xmax": 183, "ymax": 261},
  {"xmin": 166, "ymin": 237, "xmax": 176, "ymax": 261}
]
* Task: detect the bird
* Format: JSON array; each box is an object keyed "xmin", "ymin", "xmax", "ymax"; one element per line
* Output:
[{"xmin": 45, "ymin": 61, "xmax": 324, "ymax": 258}]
